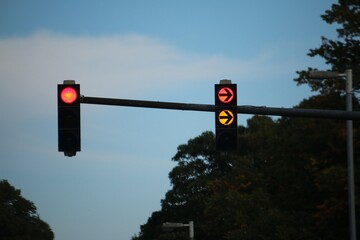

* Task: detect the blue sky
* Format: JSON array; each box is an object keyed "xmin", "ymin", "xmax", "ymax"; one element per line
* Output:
[{"xmin": 0, "ymin": 1, "xmax": 337, "ymax": 239}]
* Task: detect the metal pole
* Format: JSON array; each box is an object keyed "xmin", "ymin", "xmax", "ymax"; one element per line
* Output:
[
  {"xmin": 80, "ymin": 96, "xmax": 360, "ymax": 121},
  {"xmin": 189, "ymin": 221, "xmax": 194, "ymax": 240},
  {"xmin": 346, "ymin": 69, "xmax": 356, "ymax": 240}
]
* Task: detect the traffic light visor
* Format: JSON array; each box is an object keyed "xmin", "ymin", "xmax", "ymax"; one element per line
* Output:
[{"xmin": 61, "ymin": 87, "xmax": 78, "ymax": 104}]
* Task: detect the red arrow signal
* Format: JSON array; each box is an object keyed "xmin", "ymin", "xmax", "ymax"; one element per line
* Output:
[{"xmin": 218, "ymin": 87, "xmax": 234, "ymax": 103}]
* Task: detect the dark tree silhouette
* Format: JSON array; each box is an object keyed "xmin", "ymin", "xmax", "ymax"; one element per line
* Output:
[{"xmin": 0, "ymin": 180, "xmax": 54, "ymax": 240}]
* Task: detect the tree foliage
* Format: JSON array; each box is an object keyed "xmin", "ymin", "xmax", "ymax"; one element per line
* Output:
[
  {"xmin": 295, "ymin": 0, "xmax": 360, "ymax": 94},
  {"xmin": 134, "ymin": 1, "xmax": 360, "ymax": 239},
  {"xmin": 135, "ymin": 108, "xmax": 359, "ymax": 239},
  {"xmin": 0, "ymin": 180, "xmax": 54, "ymax": 240}
]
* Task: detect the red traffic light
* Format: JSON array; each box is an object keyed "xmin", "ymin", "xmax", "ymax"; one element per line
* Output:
[
  {"xmin": 60, "ymin": 87, "xmax": 78, "ymax": 104},
  {"xmin": 217, "ymin": 87, "xmax": 234, "ymax": 103},
  {"xmin": 58, "ymin": 83, "xmax": 81, "ymax": 156}
]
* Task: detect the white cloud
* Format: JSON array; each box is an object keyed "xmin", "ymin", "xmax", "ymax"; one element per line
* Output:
[{"xmin": 0, "ymin": 31, "xmax": 285, "ymax": 99}]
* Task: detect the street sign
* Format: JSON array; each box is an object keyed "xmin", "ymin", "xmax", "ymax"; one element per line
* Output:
[
  {"xmin": 162, "ymin": 222, "xmax": 186, "ymax": 228},
  {"xmin": 215, "ymin": 83, "xmax": 237, "ymax": 151},
  {"xmin": 162, "ymin": 222, "xmax": 195, "ymax": 239}
]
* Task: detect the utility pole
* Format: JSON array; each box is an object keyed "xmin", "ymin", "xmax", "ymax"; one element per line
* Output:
[{"xmin": 308, "ymin": 69, "xmax": 356, "ymax": 240}]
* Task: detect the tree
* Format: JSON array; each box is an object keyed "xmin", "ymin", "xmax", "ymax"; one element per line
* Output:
[
  {"xmin": 161, "ymin": 131, "xmax": 219, "ymax": 240},
  {"xmin": 276, "ymin": 96, "xmax": 351, "ymax": 240},
  {"xmin": 295, "ymin": 0, "xmax": 360, "ymax": 94},
  {"xmin": 0, "ymin": 180, "xmax": 54, "ymax": 240},
  {"xmin": 136, "ymin": 131, "xmax": 227, "ymax": 240},
  {"xmin": 135, "ymin": 1, "xmax": 360, "ymax": 239},
  {"xmin": 204, "ymin": 116, "xmax": 284, "ymax": 240},
  {"xmin": 135, "ymin": 112, "xmax": 358, "ymax": 239},
  {"xmin": 294, "ymin": 1, "xmax": 360, "ymax": 236}
]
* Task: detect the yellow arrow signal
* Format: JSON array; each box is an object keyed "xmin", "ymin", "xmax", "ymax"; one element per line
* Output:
[{"xmin": 218, "ymin": 110, "xmax": 234, "ymax": 125}]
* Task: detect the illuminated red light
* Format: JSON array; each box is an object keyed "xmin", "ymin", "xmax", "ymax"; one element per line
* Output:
[
  {"xmin": 218, "ymin": 87, "xmax": 234, "ymax": 103},
  {"xmin": 61, "ymin": 87, "xmax": 78, "ymax": 104}
]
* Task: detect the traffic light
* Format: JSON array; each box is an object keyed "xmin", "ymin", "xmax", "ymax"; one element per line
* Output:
[
  {"xmin": 57, "ymin": 82, "xmax": 80, "ymax": 157},
  {"xmin": 215, "ymin": 83, "xmax": 237, "ymax": 151}
]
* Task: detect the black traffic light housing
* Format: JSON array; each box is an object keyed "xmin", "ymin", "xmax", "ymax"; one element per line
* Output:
[
  {"xmin": 215, "ymin": 81, "xmax": 237, "ymax": 151},
  {"xmin": 58, "ymin": 81, "xmax": 81, "ymax": 157}
]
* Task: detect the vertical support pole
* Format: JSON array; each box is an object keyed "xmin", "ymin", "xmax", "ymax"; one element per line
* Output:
[
  {"xmin": 346, "ymin": 69, "xmax": 356, "ymax": 240},
  {"xmin": 189, "ymin": 221, "xmax": 194, "ymax": 240}
]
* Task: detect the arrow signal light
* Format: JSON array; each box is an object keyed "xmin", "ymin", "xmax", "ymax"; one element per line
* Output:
[
  {"xmin": 215, "ymin": 83, "xmax": 237, "ymax": 151},
  {"xmin": 218, "ymin": 87, "xmax": 234, "ymax": 103},
  {"xmin": 218, "ymin": 110, "xmax": 234, "ymax": 125}
]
